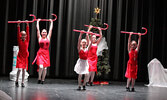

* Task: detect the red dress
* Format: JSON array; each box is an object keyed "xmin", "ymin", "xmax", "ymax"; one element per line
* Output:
[
  {"xmin": 88, "ymin": 44, "xmax": 98, "ymax": 72},
  {"xmin": 16, "ymin": 26, "xmax": 29, "ymax": 70},
  {"xmin": 32, "ymin": 38, "xmax": 50, "ymax": 69},
  {"xmin": 125, "ymin": 49, "xmax": 138, "ymax": 79}
]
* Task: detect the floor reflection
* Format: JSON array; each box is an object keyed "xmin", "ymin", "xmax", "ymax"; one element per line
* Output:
[
  {"xmin": 86, "ymin": 93, "xmax": 96, "ymax": 100},
  {"xmin": 30, "ymin": 90, "xmax": 48, "ymax": 100},
  {"xmin": 14, "ymin": 87, "xmax": 48, "ymax": 100},
  {"xmin": 15, "ymin": 87, "xmax": 26, "ymax": 100},
  {"xmin": 123, "ymin": 93, "xmax": 134, "ymax": 100}
]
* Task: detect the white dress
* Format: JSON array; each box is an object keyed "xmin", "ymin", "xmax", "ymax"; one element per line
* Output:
[
  {"xmin": 74, "ymin": 49, "xmax": 89, "ymax": 74},
  {"xmin": 147, "ymin": 58, "xmax": 167, "ymax": 87}
]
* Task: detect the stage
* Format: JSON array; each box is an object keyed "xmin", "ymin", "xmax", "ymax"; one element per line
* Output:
[{"xmin": 0, "ymin": 77, "xmax": 166, "ymax": 100}]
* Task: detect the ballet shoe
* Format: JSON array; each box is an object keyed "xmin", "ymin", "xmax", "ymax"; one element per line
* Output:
[
  {"xmin": 15, "ymin": 82, "xmax": 19, "ymax": 87},
  {"xmin": 83, "ymin": 86, "xmax": 86, "ymax": 90},
  {"xmin": 37, "ymin": 80, "xmax": 41, "ymax": 84},
  {"xmin": 90, "ymin": 82, "xmax": 94, "ymax": 86},
  {"xmin": 21, "ymin": 83, "xmax": 25, "ymax": 87},
  {"xmin": 131, "ymin": 88, "xmax": 135, "ymax": 92},
  {"xmin": 77, "ymin": 86, "xmax": 81, "ymax": 90},
  {"xmin": 126, "ymin": 87, "xmax": 130, "ymax": 92},
  {"xmin": 41, "ymin": 81, "xmax": 44, "ymax": 84}
]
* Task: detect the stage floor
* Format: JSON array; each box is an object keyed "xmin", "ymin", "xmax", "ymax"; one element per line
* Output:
[{"xmin": 0, "ymin": 77, "xmax": 167, "ymax": 100}]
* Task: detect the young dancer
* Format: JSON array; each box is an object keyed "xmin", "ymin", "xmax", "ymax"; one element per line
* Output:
[
  {"xmin": 86, "ymin": 27, "xmax": 102, "ymax": 86},
  {"xmin": 125, "ymin": 32, "xmax": 141, "ymax": 92},
  {"xmin": 74, "ymin": 26, "xmax": 93, "ymax": 90},
  {"xmin": 32, "ymin": 19, "xmax": 53, "ymax": 84},
  {"xmin": 15, "ymin": 22, "xmax": 29, "ymax": 87}
]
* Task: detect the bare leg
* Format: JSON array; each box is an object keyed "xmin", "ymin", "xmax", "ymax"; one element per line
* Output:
[
  {"xmin": 90, "ymin": 71, "xmax": 95, "ymax": 82},
  {"xmin": 16, "ymin": 69, "xmax": 21, "ymax": 82},
  {"xmin": 21, "ymin": 69, "xmax": 25, "ymax": 87},
  {"xmin": 87, "ymin": 73, "xmax": 90, "ymax": 83},
  {"xmin": 83, "ymin": 74, "xmax": 88, "ymax": 86},
  {"xmin": 38, "ymin": 68, "xmax": 43, "ymax": 80},
  {"xmin": 22, "ymin": 69, "xmax": 25, "ymax": 83},
  {"xmin": 126, "ymin": 78, "xmax": 131, "ymax": 91},
  {"xmin": 78, "ymin": 74, "xmax": 82, "ymax": 87},
  {"xmin": 126, "ymin": 78, "xmax": 131, "ymax": 88},
  {"xmin": 42, "ymin": 68, "xmax": 47, "ymax": 81},
  {"xmin": 131, "ymin": 78, "xmax": 135, "ymax": 88}
]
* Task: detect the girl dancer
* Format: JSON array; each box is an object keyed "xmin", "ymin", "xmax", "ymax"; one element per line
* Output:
[
  {"xmin": 87, "ymin": 27, "xmax": 102, "ymax": 86},
  {"xmin": 32, "ymin": 19, "xmax": 53, "ymax": 84},
  {"xmin": 74, "ymin": 26, "xmax": 93, "ymax": 90},
  {"xmin": 125, "ymin": 32, "xmax": 141, "ymax": 92},
  {"xmin": 15, "ymin": 22, "xmax": 29, "ymax": 87}
]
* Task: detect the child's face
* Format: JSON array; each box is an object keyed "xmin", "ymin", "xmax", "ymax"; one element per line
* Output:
[
  {"xmin": 41, "ymin": 29, "xmax": 47, "ymax": 38},
  {"xmin": 21, "ymin": 31, "xmax": 27, "ymax": 41},
  {"xmin": 92, "ymin": 35, "xmax": 96, "ymax": 43},
  {"xmin": 131, "ymin": 41, "xmax": 137, "ymax": 50},
  {"xmin": 81, "ymin": 40, "xmax": 87, "ymax": 48}
]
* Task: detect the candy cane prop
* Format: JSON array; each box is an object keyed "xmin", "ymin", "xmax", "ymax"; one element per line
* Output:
[
  {"xmin": 38, "ymin": 14, "xmax": 57, "ymax": 21},
  {"xmin": 73, "ymin": 29, "xmax": 101, "ymax": 37},
  {"xmin": 8, "ymin": 14, "xmax": 36, "ymax": 23},
  {"xmin": 8, "ymin": 13, "xmax": 57, "ymax": 23},
  {"xmin": 121, "ymin": 27, "xmax": 147, "ymax": 35},
  {"xmin": 84, "ymin": 23, "xmax": 109, "ymax": 30}
]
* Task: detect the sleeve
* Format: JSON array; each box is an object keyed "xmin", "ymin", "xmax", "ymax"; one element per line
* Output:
[
  {"xmin": 17, "ymin": 26, "xmax": 21, "ymax": 44},
  {"xmin": 26, "ymin": 25, "xmax": 30, "ymax": 42}
]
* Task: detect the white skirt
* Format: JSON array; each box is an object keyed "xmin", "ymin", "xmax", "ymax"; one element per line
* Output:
[{"xmin": 74, "ymin": 58, "xmax": 89, "ymax": 74}]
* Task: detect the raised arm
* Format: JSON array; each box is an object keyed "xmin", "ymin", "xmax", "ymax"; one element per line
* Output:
[
  {"xmin": 128, "ymin": 32, "xmax": 132, "ymax": 52},
  {"xmin": 136, "ymin": 33, "xmax": 141, "ymax": 52},
  {"xmin": 77, "ymin": 32, "xmax": 83, "ymax": 52},
  {"xmin": 47, "ymin": 19, "xmax": 53, "ymax": 40},
  {"xmin": 17, "ymin": 22, "xmax": 21, "ymax": 42},
  {"xmin": 86, "ymin": 33, "xmax": 89, "ymax": 46},
  {"xmin": 96, "ymin": 27, "xmax": 102, "ymax": 45},
  {"xmin": 26, "ymin": 22, "xmax": 30, "ymax": 42},
  {"xmin": 86, "ymin": 25, "xmax": 93, "ymax": 45},
  {"xmin": 36, "ymin": 19, "xmax": 41, "ymax": 41},
  {"xmin": 87, "ymin": 35, "xmax": 93, "ymax": 51}
]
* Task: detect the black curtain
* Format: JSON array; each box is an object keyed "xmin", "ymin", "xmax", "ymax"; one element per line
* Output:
[{"xmin": 1, "ymin": 0, "xmax": 167, "ymax": 82}]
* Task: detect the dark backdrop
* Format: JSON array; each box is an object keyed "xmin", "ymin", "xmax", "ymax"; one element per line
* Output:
[{"xmin": 0, "ymin": 0, "xmax": 167, "ymax": 82}]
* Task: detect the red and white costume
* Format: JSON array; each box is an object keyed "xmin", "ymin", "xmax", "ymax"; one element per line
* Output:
[{"xmin": 74, "ymin": 49, "xmax": 89, "ymax": 74}]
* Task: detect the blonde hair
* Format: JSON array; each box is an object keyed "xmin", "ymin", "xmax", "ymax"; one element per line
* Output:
[
  {"xmin": 131, "ymin": 40, "xmax": 137, "ymax": 45},
  {"xmin": 21, "ymin": 31, "xmax": 26, "ymax": 35},
  {"xmin": 81, "ymin": 39, "xmax": 87, "ymax": 43}
]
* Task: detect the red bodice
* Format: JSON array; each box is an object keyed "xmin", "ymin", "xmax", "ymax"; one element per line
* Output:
[
  {"xmin": 79, "ymin": 49, "xmax": 88, "ymax": 60},
  {"xmin": 128, "ymin": 49, "xmax": 138, "ymax": 65}
]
